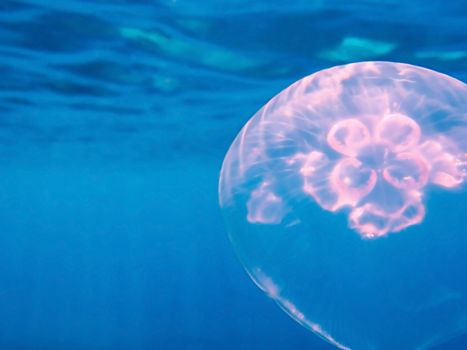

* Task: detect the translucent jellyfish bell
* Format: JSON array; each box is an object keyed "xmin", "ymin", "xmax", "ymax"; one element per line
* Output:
[{"xmin": 219, "ymin": 62, "xmax": 467, "ymax": 350}]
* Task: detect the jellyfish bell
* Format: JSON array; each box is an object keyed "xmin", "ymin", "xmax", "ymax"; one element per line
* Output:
[{"xmin": 219, "ymin": 62, "xmax": 467, "ymax": 349}]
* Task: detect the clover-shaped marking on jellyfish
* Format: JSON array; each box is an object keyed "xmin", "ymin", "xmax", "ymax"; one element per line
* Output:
[{"xmin": 297, "ymin": 113, "xmax": 465, "ymax": 238}]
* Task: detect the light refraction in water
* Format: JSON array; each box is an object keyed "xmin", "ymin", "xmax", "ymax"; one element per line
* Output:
[{"xmin": 219, "ymin": 62, "xmax": 467, "ymax": 349}]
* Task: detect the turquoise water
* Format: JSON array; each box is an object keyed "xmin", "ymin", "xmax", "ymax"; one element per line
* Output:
[{"xmin": 0, "ymin": 1, "xmax": 466, "ymax": 349}]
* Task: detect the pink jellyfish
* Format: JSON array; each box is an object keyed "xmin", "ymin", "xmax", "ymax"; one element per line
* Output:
[
  {"xmin": 219, "ymin": 62, "xmax": 467, "ymax": 350},
  {"xmin": 220, "ymin": 61, "xmax": 467, "ymax": 239}
]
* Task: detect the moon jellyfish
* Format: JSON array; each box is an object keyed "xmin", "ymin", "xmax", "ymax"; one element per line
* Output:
[{"xmin": 219, "ymin": 62, "xmax": 467, "ymax": 349}]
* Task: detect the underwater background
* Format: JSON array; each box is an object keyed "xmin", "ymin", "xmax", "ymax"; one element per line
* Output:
[{"xmin": 0, "ymin": 1, "xmax": 466, "ymax": 349}]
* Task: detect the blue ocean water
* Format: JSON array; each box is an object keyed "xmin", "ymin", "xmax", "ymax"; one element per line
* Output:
[{"xmin": 0, "ymin": 1, "xmax": 466, "ymax": 349}]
